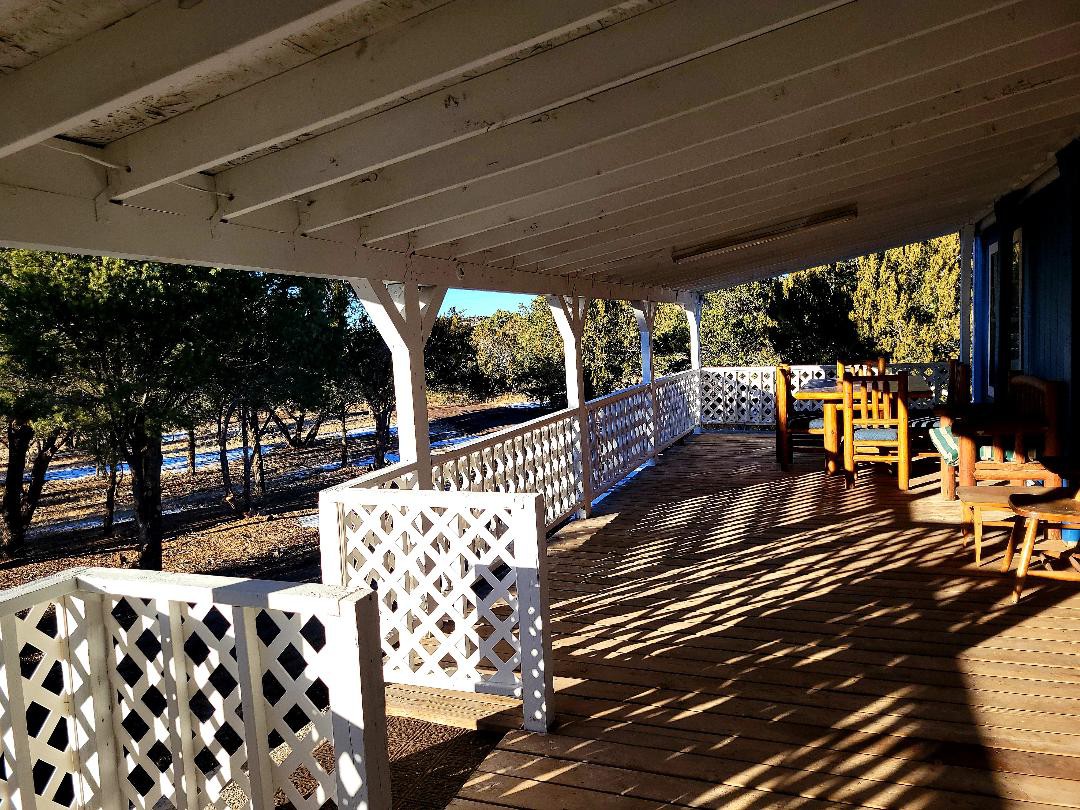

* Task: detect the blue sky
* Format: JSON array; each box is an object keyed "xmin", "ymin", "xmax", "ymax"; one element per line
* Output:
[{"xmin": 439, "ymin": 289, "xmax": 536, "ymax": 316}]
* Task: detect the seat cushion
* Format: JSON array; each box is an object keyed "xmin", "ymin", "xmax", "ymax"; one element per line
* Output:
[
  {"xmin": 853, "ymin": 427, "xmax": 899, "ymax": 441},
  {"xmin": 977, "ymin": 445, "xmax": 1030, "ymax": 463},
  {"xmin": 929, "ymin": 423, "xmax": 959, "ymax": 466},
  {"xmin": 789, "ymin": 415, "xmax": 826, "ymax": 431}
]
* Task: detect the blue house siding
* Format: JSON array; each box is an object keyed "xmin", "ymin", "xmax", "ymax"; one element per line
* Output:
[{"xmin": 972, "ymin": 138, "xmax": 1078, "ymax": 447}]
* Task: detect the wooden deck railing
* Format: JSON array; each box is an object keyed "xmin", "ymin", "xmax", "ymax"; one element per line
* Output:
[{"xmin": 0, "ymin": 568, "xmax": 389, "ymax": 810}]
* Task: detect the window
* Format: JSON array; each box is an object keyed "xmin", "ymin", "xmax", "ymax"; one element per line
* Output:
[
  {"xmin": 987, "ymin": 241, "xmax": 999, "ymax": 399},
  {"xmin": 1008, "ymin": 228, "xmax": 1023, "ymax": 372}
]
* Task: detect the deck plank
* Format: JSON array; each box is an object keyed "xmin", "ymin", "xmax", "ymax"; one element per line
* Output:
[{"xmin": 448, "ymin": 434, "xmax": 1080, "ymax": 808}]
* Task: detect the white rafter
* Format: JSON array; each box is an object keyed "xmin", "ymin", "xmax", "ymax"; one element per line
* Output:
[{"xmin": 0, "ymin": 0, "xmax": 360, "ymax": 160}]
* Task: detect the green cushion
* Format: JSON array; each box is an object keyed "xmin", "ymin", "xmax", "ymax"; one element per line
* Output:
[
  {"xmin": 909, "ymin": 415, "xmax": 941, "ymax": 431},
  {"xmin": 929, "ymin": 424, "xmax": 959, "ymax": 466}
]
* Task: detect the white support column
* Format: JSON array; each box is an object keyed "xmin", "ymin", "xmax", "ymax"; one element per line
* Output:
[
  {"xmin": 959, "ymin": 223, "xmax": 974, "ymax": 366},
  {"xmin": 548, "ymin": 294, "xmax": 593, "ymax": 516},
  {"xmin": 682, "ymin": 294, "xmax": 704, "ymax": 432},
  {"xmin": 633, "ymin": 301, "xmax": 659, "ymax": 460},
  {"xmin": 351, "ymin": 279, "xmax": 446, "ymax": 487}
]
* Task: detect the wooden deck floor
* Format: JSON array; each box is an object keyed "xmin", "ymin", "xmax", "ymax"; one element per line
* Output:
[{"xmin": 447, "ymin": 433, "xmax": 1080, "ymax": 810}]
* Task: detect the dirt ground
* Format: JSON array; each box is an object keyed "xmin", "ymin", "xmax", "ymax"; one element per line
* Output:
[{"xmin": 0, "ymin": 396, "xmax": 547, "ymax": 589}]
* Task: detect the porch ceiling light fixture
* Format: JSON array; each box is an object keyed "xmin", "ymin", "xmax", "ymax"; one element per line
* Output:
[{"xmin": 672, "ymin": 204, "xmax": 858, "ymax": 264}]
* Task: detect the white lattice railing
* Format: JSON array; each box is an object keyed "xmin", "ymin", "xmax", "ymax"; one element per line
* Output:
[
  {"xmin": 700, "ymin": 362, "xmax": 951, "ymax": 425},
  {"xmin": 586, "ymin": 384, "xmax": 654, "ymax": 495},
  {"xmin": 0, "ymin": 568, "xmax": 389, "ymax": 810},
  {"xmin": 319, "ymin": 488, "xmax": 553, "ymax": 733}
]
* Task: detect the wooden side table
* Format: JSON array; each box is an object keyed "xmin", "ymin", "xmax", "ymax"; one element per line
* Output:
[{"xmin": 1006, "ymin": 489, "xmax": 1080, "ymax": 602}]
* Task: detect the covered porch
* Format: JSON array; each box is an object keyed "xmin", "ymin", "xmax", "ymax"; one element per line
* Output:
[{"xmin": 446, "ymin": 433, "xmax": 1080, "ymax": 808}]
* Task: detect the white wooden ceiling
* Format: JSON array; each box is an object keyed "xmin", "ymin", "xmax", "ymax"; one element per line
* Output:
[{"xmin": 0, "ymin": 0, "xmax": 1077, "ymax": 300}]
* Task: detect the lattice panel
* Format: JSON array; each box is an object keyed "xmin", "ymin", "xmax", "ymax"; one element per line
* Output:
[
  {"xmin": 180, "ymin": 602, "xmax": 250, "ymax": 808},
  {"xmin": 891, "ymin": 363, "xmax": 951, "ymax": 407},
  {"xmin": 255, "ymin": 609, "xmax": 336, "ymax": 810},
  {"xmin": 700, "ymin": 367, "xmax": 778, "ymax": 426},
  {"xmin": 104, "ymin": 596, "xmax": 180, "ymax": 810},
  {"xmin": 431, "ymin": 412, "xmax": 582, "ymax": 528},
  {"xmin": 1, "ymin": 604, "xmax": 79, "ymax": 810},
  {"xmin": 656, "ymin": 371, "xmax": 699, "ymax": 448},
  {"xmin": 588, "ymin": 387, "xmax": 654, "ymax": 493},
  {"xmin": 340, "ymin": 500, "xmax": 524, "ymax": 693}
]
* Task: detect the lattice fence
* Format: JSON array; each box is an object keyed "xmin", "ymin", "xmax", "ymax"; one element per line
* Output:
[
  {"xmin": 0, "ymin": 569, "xmax": 389, "ymax": 810},
  {"xmin": 655, "ymin": 370, "xmax": 699, "ymax": 450},
  {"xmin": 700, "ymin": 367, "xmax": 778, "ymax": 427},
  {"xmin": 321, "ymin": 489, "xmax": 553, "ymax": 733},
  {"xmin": 430, "ymin": 410, "xmax": 582, "ymax": 529},
  {"xmin": 587, "ymin": 385, "xmax": 654, "ymax": 494}
]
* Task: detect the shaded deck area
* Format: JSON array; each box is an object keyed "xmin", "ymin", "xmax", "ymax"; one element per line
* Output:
[{"xmin": 450, "ymin": 433, "xmax": 1080, "ymax": 808}]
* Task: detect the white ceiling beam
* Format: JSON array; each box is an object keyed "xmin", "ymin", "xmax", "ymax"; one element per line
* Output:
[
  {"xmin": 378, "ymin": 0, "xmax": 1069, "ymax": 251},
  {"xmin": 566, "ymin": 129, "xmax": 1069, "ymax": 279},
  {"xmin": 0, "ymin": 0, "xmax": 358, "ymax": 160},
  {"xmin": 0, "ymin": 181, "xmax": 679, "ymax": 304},
  {"xmin": 455, "ymin": 42, "xmax": 1080, "ymax": 261},
  {"xmin": 507, "ymin": 89, "xmax": 1080, "ymax": 272},
  {"xmin": 101, "ymin": 0, "xmax": 640, "ymax": 201},
  {"xmin": 214, "ymin": 0, "xmax": 850, "ymax": 219}
]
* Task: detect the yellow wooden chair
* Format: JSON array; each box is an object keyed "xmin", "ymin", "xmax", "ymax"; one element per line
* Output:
[{"xmin": 842, "ymin": 371, "xmax": 911, "ymax": 490}]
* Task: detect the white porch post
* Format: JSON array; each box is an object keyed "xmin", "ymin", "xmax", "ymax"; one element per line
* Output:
[
  {"xmin": 682, "ymin": 293, "xmax": 704, "ymax": 431},
  {"xmin": 633, "ymin": 300, "xmax": 658, "ymax": 459},
  {"xmin": 959, "ymin": 223, "xmax": 974, "ymax": 366},
  {"xmin": 350, "ymin": 279, "xmax": 446, "ymax": 487},
  {"xmin": 548, "ymin": 294, "xmax": 593, "ymax": 517}
]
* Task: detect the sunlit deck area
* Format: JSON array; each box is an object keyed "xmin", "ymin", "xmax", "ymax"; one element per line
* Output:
[{"xmin": 451, "ymin": 433, "xmax": 1080, "ymax": 809}]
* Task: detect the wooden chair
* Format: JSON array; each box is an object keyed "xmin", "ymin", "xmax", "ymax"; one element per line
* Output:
[
  {"xmin": 949, "ymin": 375, "xmax": 1062, "ymax": 493},
  {"xmin": 924, "ymin": 360, "xmax": 970, "ymax": 498},
  {"xmin": 775, "ymin": 364, "xmax": 832, "ymax": 471},
  {"xmin": 837, "ymin": 357, "xmax": 886, "ymax": 379},
  {"xmin": 842, "ymin": 372, "xmax": 911, "ymax": 490}
]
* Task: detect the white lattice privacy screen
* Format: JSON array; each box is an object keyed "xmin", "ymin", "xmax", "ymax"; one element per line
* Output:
[
  {"xmin": 320, "ymin": 489, "xmax": 554, "ymax": 733},
  {"xmin": 0, "ymin": 568, "xmax": 390, "ymax": 810}
]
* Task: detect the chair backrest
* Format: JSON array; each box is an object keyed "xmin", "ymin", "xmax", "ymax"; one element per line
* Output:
[
  {"xmin": 842, "ymin": 372, "xmax": 909, "ymax": 428},
  {"xmin": 837, "ymin": 356, "xmax": 887, "ymax": 379},
  {"xmin": 1006, "ymin": 374, "xmax": 1062, "ymax": 455},
  {"xmin": 775, "ymin": 364, "xmax": 793, "ymax": 428}
]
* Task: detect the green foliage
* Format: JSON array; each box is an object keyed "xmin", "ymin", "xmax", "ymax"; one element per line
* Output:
[
  {"xmin": 766, "ymin": 263, "xmax": 872, "ymax": 364},
  {"xmin": 425, "ymin": 308, "xmax": 490, "ymax": 398},
  {"xmin": 472, "ymin": 298, "xmax": 566, "ymax": 406},
  {"xmin": 700, "ymin": 282, "xmax": 776, "ymax": 366},
  {"xmin": 851, "ymin": 233, "xmax": 960, "ymax": 362}
]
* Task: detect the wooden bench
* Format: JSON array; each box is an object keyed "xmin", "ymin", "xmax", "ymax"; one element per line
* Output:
[{"xmin": 957, "ymin": 485, "xmax": 1056, "ymax": 565}]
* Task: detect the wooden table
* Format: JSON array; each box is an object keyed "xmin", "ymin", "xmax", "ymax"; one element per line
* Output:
[
  {"xmin": 1006, "ymin": 488, "xmax": 1080, "ymax": 602},
  {"xmin": 948, "ymin": 407, "xmax": 1056, "ymax": 488},
  {"xmin": 794, "ymin": 377, "xmax": 932, "ymax": 474}
]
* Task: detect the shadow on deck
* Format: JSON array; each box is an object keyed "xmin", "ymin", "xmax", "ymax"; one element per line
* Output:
[{"xmin": 453, "ymin": 432, "xmax": 1080, "ymax": 809}]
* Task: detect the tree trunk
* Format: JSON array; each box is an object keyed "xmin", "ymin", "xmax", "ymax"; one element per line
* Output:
[
  {"xmin": 239, "ymin": 404, "xmax": 252, "ymax": 512},
  {"xmin": 102, "ymin": 461, "xmax": 118, "ymax": 536},
  {"xmin": 1, "ymin": 418, "xmax": 34, "ymax": 555},
  {"xmin": 217, "ymin": 403, "xmax": 236, "ymax": 506},
  {"xmin": 250, "ymin": 408, "xmax": 266, "ymax": 499},
  {"xmin": 340, "ymin": 405, "xmax": 348, "ymax": 466},
  {"xmin": 372, "ymin": 406, "xmax": 392, "ymax": 469},
  {"xmin": 303, "ymin": 412, "xmax": 326, "ymax": 446},
  {"xmin": 186, "ymin": 426, "xmax": 197, "ymax": 477},
  {"xmin": 126, "ymin": 418, "xmax": 164, "ymax": 570}
]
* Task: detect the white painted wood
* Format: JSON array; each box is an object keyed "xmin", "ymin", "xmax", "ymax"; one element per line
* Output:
[
  {"xmin": 162, "ymin": 603, "xmax": 198, "ymax": 810},
  {"xmin": 513, "ymin": 495, "xmax": 554, "ymax": 733},
  {"xmin": 959, "ymin": 223, "xmax": 975, "ymax": 366},
  {"xmin": 442, "ymin": 30, "xmax": 1080, "ymax": 259},
  {"xmin": 683, "ymin": 295, "xmax": 702, "ymax": 372},
  {"xmin": 232, "ymin": 606, "xmax": 276, "ymax": 810},
  {"xmin": 326, "ymin": 592, "xmax": 391, "ymax": 810},
  {"xmin": 347, "ymin": 0, "xmax": 1051, "ymax": 247},
  {"xmin": 0, "ymin": 176, "xmax": 679, "ymax": 304},
  {"xmin": 350, "ymin": 279, "xmax": 447, "ymax": 486},
  {"xmin": 549, "ymin": 295, "xmax": 594, "ymax": 515},
  {"xmin": 102, "ymin": 0, "xmax": 633, "ymax": 201},
  {"xmin": 632, "ymin": 300, "xmax": 659, "ymax": 460},
  {"xmin": 218, "ymin": 0, "xmax": 841, "ymax": 219},
  {"xmin": 63, "ymin": 594, "xmax": 123, "ymax": 810},
  {"xmin": 0, "ymin": 0, "xmax": 357, "ymax": 159},
  {"xmin": 319, "ymin": 496, "xmax": 349, "ymax": 587},
  {"xmin": 0, "ymin": 569, "xmax": 387, "ymax": 810},
  {"xmin": 0, "ymin": 613, "xmax": 37, "ymax": 810}
]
